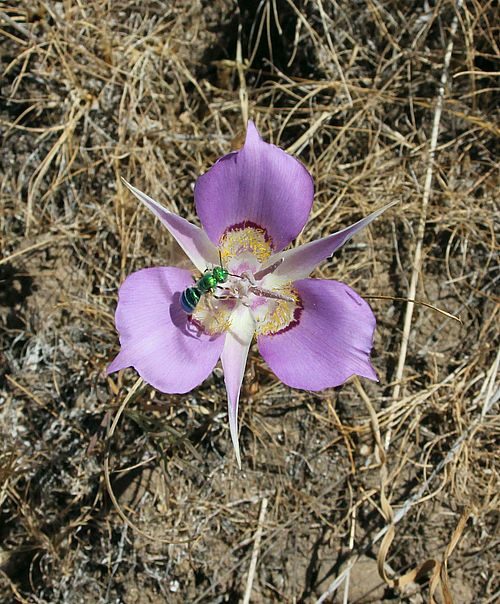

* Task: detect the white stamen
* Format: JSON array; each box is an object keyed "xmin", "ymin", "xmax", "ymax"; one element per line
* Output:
[
  {"xmin": 240, "ymin": 270, "xmax": 256, "ymax": 285},
  {"xmin": 253, "ymin": 257, "xmax": 284, "ymax": 281},
  {"xmin": 249, "ymin": 285, "xmax": 295, "ymax": 303}
]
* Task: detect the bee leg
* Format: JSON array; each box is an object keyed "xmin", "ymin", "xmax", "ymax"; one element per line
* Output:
[
  {"xmin": 240, "ymin": 270, "xmax": 256, "ymax": 285},
  {"xmin": 213, "ymin": 285, "xmax": 237, "ymax": 300}
]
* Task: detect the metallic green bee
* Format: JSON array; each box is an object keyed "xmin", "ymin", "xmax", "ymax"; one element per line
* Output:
[{"xmin": 180, "ymin": 265, "xmax": 229, "ymax": 314}]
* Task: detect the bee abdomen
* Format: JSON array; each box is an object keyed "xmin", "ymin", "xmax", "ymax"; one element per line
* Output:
[{"xmin": 181, "ymin": 287, "xmax": 201, "ymax": 313}]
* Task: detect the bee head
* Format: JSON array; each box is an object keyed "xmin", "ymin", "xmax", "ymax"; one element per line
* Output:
[{"xmin": 213, "ymin": 266, "xmax": 228, "ymax": 283}]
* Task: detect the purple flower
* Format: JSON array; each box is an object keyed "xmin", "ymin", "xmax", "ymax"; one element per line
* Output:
[{"xmin": 108, "ymin": 121, "xmax": 395, "ymax": 467}]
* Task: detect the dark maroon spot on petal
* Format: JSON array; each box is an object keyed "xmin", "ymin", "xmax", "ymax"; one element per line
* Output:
[
  {"xmin": 188, "ymin": 315, "xmax": 205, "ymax": 328},
  {"xmin": 223, "ymin": 221, "xmax": 274, "ymax": 245},
  {"xmin": 187, "ymin": 312, "xmax": 228, "ymax": 340},
  {"xmin": 269, "ymin": 297, "xmax": 304, "ymax": 337}
]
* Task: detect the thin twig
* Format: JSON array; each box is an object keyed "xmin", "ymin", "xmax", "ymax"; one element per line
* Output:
[
  {"xmin": 388, "ymin": 0, "xmax": 464, "ymax": 448},
  {"xmin": 0, "ymin": 10, "xmax": 35, "ymax": 41},
  {"xmin": 0, "ymin": 235, "xmax": 66, "ymax": 266},
  {"xmin": 236, "ymin": 16, "xmax": 249, "ymax": 126},
  {"xmin": 341, "ymin": 497, "xmax": 357, "ymax": 604},
  {"xmin": 286, "ymin": 111, "xmax": 330, "ymax": 155},
  {"xmin": 242, "ymin": 496, "xmax": 268, "ymax": 604},
  {"xmin": 364, "ymin": 295, "xmax": 462, "ymax": 323}
]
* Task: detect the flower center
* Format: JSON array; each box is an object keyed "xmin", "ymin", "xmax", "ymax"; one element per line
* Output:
[
  {"xmin": 190, "ymin": 224, "xmax": 301, "ymax": 337},
  {"xmin": 191, "ymin": 276, "xmax": 302, "ymax": 338}
]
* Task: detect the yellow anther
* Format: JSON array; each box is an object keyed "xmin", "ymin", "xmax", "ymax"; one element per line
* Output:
[
  {"xmin": 254, "ymin": 286, "xmax": 301, "ymax": 336},
  {"xmin": 192, "ymin": 296, "xmax": 233, "ymax": 335},
  {"xmin": 219, "ymin": 225, "xmax": 273, "ymax": 264}
]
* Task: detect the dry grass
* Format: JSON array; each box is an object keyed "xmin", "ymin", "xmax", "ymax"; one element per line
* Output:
[{"xmin": 0, "ymin": 1, "xmax": 498, "ymax": 602}]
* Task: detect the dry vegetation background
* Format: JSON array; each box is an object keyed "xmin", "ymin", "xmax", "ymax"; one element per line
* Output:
[{"xmin": 0, "ymin": 1, "xmax": 498, "ymax": 603}]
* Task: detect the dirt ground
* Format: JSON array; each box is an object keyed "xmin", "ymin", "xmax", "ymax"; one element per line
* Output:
[{"xmin": 0, "ymin": 1, "xmax": 498, "ymax": 603}]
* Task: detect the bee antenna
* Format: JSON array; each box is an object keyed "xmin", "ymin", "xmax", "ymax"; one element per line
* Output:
[{"xmin": 217, "ymin": 249, "xmax": 240, "ymax": 278}]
